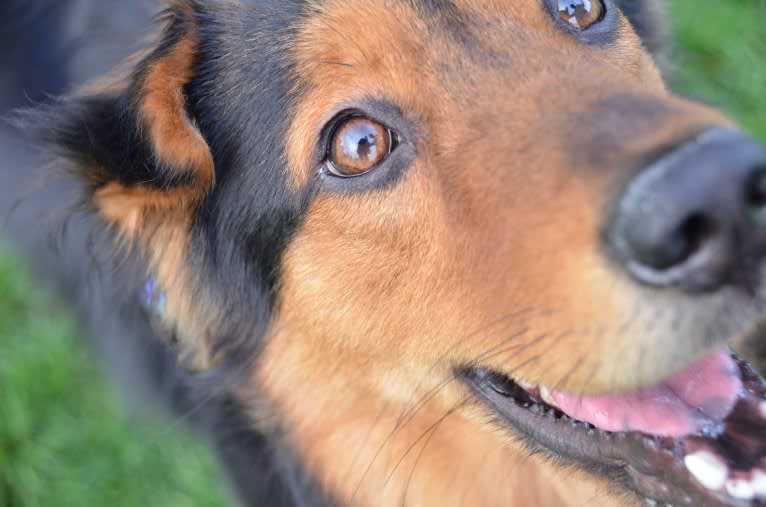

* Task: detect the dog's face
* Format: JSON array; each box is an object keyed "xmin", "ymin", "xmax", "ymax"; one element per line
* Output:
[{"xmin": 39, "ymin": 0, "xmax": 766, "ymax": 505}]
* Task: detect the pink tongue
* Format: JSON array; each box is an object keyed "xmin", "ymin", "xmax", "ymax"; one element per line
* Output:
[{"xmin": 550, "ymin": 351, "xmax": 742, "ymax": 437}]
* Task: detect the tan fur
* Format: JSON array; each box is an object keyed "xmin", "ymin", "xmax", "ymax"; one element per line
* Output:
[
  {"xmin": 94, "ymin": 183, "xmax": 217, "ymax": 369},
  {"xmin": 140, "ymin": 32, "xmax": 215, "ymax": 191}
]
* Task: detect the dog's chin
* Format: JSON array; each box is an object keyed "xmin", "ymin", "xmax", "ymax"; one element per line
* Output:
[{"xmin": 461, "ymin": 350, "xmax": 766, "ymax": 507}]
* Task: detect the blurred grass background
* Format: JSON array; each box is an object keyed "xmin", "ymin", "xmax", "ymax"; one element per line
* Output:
[
  {"xmin": 1, "ymin": 1, "xmax": 765, "ymax": 506},
  {"xmin": 0, "ymin": 248, "xmax": 226, "ymax": 507},
  {"xmin": 671, "ymin": 0, "xmax": 766, "ymax": 141}
]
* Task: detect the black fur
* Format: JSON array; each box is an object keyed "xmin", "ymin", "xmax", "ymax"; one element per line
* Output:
[
  {"xmin": 185, "ymin": 0, "xmax": 314, "ymax": 369},
  {"xmin": 29, "ymin": 5, "xmax": 206, "ymax": 191},
  {"xmin": 35, "ymin": 95, "xmax": 199, "ymax": 190}
]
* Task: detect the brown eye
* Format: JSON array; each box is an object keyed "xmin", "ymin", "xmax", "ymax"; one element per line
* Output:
[
  {"xmin": 558, "ymin": 0, "xmax": 605, "ymax": 30},
  {"xmin": 328, "ymin": 117, "xmax": 393, "ymax": 177}
]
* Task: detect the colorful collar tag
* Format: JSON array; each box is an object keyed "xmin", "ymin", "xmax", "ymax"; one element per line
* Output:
[{"xmin": 142, "ymin": 278, "xmax": 167, "ymax": 318}]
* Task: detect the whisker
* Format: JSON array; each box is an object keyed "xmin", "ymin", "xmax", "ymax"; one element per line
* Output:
[
  {"xmin": 343, "ymin": 400, "xmax": 392, "ymax": 483},
  {"xmin": 471, "ymin": 332, "xmax": 551, "ymax": 368},
  {"xmin": 349, "ymin": 310, "xmax": 538, "ymax": 502},
  {"xmin": 389, "ymin": 396, "xmax": 471, "ymax": 499}
]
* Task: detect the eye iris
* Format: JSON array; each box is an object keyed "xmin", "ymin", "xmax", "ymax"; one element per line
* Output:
[
  {"xmin": 330, "ymin": 117, "xmax": 391, "ymax": 176},
  {"xmin": 558, "ymin": 0, "xmax": 604, "ymax": 30}
]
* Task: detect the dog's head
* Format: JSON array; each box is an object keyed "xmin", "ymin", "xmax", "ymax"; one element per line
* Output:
[{"xmin": 34, "ymin": 0, "xmax": 766, "ymax": 505}]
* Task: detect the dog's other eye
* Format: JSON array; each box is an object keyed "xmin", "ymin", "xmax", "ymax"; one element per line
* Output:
[
  {"xmin": 327, "ymin": 117, "xmax": 394, "ymax": 177},
  {"xmin": 557, "ymin": 0, "xmax": 605, "ymax": 30}
]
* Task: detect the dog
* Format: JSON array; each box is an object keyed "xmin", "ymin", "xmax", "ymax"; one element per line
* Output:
[{"xmin": 4, "ymin": 0, "xmax": 766, "ymax": 505}]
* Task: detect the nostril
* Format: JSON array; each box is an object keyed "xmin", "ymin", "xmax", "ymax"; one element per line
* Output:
[
  {"xmin": 745, "ymin": 167, "xmax": 766, "ymax": 224},
  {"xmin": 612, "ymin": 130, "xmax": 766, "ymax": 292},
  {"xmin": 621, "ymin": 212, "xmax": 722, "ymax": 290},
  {"xmin": 677, "ymin": 214, "xmax": 718, "ymax": 265},
  {"xmin": 634, "ymin": 213, "xmax": 718, "ymax": 272}
]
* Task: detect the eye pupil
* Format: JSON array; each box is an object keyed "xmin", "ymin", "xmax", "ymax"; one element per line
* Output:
[
  {"xmin": 558, "ymin": 0, "xmax": 604, "ymax": 30},
  {"xmin": 329, "ymin": 117, "xmax": 393, "ymax": 177},
  {"xmin": 344, "ymin": 128, "xmax": 376, "ymax": 161}
]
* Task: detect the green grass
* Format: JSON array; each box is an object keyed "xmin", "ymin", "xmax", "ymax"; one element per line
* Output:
[
  {"xmin": 1, "ymin": 2, "xmax": 765, "ymax": 506},
  {"xmin": 0, "ymin": 248, "xmax": 226, "ymax": 507},
  {"xmin": 670, "ymin": 0, "xmax": 766, "ymax": 141}
]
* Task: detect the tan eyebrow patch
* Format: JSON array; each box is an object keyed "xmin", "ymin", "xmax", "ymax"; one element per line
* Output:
[{"xmin": 284, "ymin": 0, "xmax": 434, "ymax": 190}]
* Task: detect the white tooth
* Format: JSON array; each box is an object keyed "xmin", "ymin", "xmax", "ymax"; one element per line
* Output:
[
  {"xmin": 684, "ymin": 451, "xmax": 728, "ymax": 491},
  {"xmin": 644, "ymin": 499, "xmax": 657, "ymax": 506},
  {"xmin": 759, "ymin": 401, "xmax": 766, "ymax": 419},
  {"xmin": 752, "ymin": 470, "xmax": 766, "ymax": 496},
  {"xmin": 539, "ymin": 385, "xmax": 558, "ymax": 407},
  {"xmin": 517, "ymin": 380, "xmax": 536, "ymax": 391},
  {"xmin": 725, "ymin": 478, "xmax": 755, "ymax": 500}
]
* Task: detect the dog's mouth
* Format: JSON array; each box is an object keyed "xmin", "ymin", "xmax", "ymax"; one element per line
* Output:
[{"xmin": 462, "ymin": 350, "xmax": 766, "ymax": 506}]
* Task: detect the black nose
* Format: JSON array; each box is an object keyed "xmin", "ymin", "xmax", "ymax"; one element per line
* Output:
[{"xmin": 611, "ymin": 128, "xmax": 766, "ymax": 293}]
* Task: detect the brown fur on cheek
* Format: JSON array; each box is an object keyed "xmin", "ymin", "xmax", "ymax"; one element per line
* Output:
[
  {"xmin": 252, "ymin": 168, "xmax": 614, "ymax": 506},
  {"xmin": 256, "ymin": 343, "xmax": 616, "ymax": 507}
]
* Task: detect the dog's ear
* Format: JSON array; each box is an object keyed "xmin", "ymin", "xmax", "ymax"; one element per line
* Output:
[
  {"xmin": 37, "ymin": 0, "xmax": 212, "ymax": 241},
  {"xmin": 616, "ymin": 0, "xmax": 666, "ymax": 57},
  {"xmin": 23, "ymin": 0, "xmax": 221, "ymax": 369}
]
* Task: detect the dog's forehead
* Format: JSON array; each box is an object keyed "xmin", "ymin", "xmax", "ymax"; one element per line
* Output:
[
  {"xmin": 288, "ymin": 0, "xmax": 579, "ymax": 120},
  {"xmin": 297, "ymin": 0, "xmax": 555, "ymax": 58},
  {"xmin": 288, "ymin": 0, "xmax": 645, "ymax": 100}
]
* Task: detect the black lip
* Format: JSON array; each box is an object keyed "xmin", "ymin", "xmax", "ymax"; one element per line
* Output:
[{"xmin": 460, "ymin": 357, "xmax": 766, "ymax": 506}]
